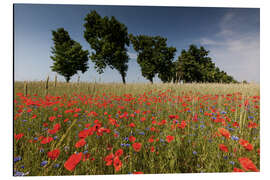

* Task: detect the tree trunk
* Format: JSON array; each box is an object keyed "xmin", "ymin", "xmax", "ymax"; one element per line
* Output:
[
  {"xmin": 65, "ymin": 77, "xmax": 70, "ymax": 83},
  {"xmin": 121, "ymin": 74, "xmax": 126, "ymax": 84},
  {"xmin": 150, "ymin": 78, "xmax": 153, "ymax": 84}
]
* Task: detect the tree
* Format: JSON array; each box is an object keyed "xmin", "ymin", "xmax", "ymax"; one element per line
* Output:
[
  {"xmin": 175, "ymin": 44, "xmax": 237, "ymax": 83},
  {"xmin": 83, "ymin": 11, "xmax": 130, "ymax": 84},
  {"xmin": 129, "ymin": 34, "xmax": 176, "ymax": 83},
  {"xmin": 50, "ymin": 28, "xmax": 89, "ymax": 82}
]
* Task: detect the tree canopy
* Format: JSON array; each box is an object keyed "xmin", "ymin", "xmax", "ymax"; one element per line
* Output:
[
  {"xmin": 129, "ymin": 34, "xmax": 176, "ymax": 83},
  {"xmin": 175, "ymin": 44, "xmax": 237, "ymax": 83},
  {"xmin": 83, "ymin": 10, "xmax": 130, "ymax": 84},
  {"xmin": 50, "ymin": 28, "xmax": 89, "ymax": 82},
  {"xmin": 49, "ymin": 11, "xmax": 237, "ymax": 84}
]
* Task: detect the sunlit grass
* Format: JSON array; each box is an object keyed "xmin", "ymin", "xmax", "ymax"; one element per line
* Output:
[{"xmin": 13, "ymin": 81, "xmax": 260, "ymax": 176}]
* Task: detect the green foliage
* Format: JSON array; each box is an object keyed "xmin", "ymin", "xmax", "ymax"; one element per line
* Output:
[
  {"xmin": 50, "ymin": 28, "xmax": 89, "ymax": 82},
  {"xmin": 83, "ymin": 11, "xmax": 130, "ymax": 84},
  {"xmin": 176, "ymin": 44, "xmax": 237, "ymax": 83},
  {"xmin": 129, "ymin": 34, "xmax": 176, "ymax": 83}
]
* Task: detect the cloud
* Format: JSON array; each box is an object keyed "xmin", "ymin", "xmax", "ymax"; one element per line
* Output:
[
  {"xmin": 199, "ymin": 11, "xmax": 260, "ymax": 83},
  {"xmin": 200, "ymin": 38, "xmax": 223, "ymax": 46}
]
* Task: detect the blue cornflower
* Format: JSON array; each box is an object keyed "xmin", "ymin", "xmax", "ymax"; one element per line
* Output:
[
  {"xmin": 22, "ymin": 119, "xmax": 27, "ymax": 122},
  {"xmin": 53, "ymin": 136, "xmax": 58, "ymax": 140},
  {"xmin": 125, "ymin": 144, "xmax": 131, "ymax": 147},
  {"xmin": 193, "ymin": 151, "xmax": 197, "ymax": 155},
  {"xmin": 229, "ymin": 161, "xmax": 235, "ymax": 165},
  {"xmin": 34, "ymin": 137, "xmax": 38, "ymax": 141},
  {"xmin": 54, "ymin": 164, "xmax": 60, "ymax": 168},
  {"xmin": 138, "ymin": 131, "xmax": 145, "ymax": 135},
  {"xmin": 124, "ymin": 137, "xmax": 129, "ymax": 141},
  {"xmin": 248, "ymin": 116, "xmax": 254, "ymax": 119},
  {"xmin": 231, "ymin": 136, "xmax": 239, "ymax": 141},
  {"xmin": 40, "ymin": 161, "xmax": 48, "ymax": 167},
  {"xmin": 160, "ymin": 139, "xmax": 165, "ymax": 143},
  {"xmin": 14, "ymin": 171, "xmax": 25, "ymax": 176},
  {"xmin": 224, "ymin": 156, "xmax": 228, "ymax": 160},
  {"xmin": 21, "ymin": 165, "xmax": 25, "ymax": 169},
  {"xmin": 200, "ymin": 125, "xmax": 205, "ymax": 128},
  {"xmin": 14, "ymin": 156, "xmax": 22, "ymax": 163},
  {"xmin": 40, "ymin": 148, "xmax": 44, "ymax": 153},
  {"xmin": 83, "ymin": 150, "xmax": 88, "ymax": 154},
  {"xmin": 221, "ymin": 111, "xmax": 227, "ymax": 114}
]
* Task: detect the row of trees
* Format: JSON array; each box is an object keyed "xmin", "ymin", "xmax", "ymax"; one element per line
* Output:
[{"xmin": 50, "ymin": 10, "xmax": 237, "ymax": 84}]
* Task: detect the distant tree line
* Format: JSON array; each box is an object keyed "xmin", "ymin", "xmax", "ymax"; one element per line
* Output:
[{"xmin": 50, "ymin": 10, "xmax": 237, "ymax": 84}]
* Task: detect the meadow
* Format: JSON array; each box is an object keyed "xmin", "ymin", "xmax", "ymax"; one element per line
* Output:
[{"xmin": 13, "ymin": 81, "xmax": 260, "ymax": 176}]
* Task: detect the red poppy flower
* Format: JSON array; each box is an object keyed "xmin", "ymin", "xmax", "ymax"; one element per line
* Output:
[
  {"xmin": 140, "ymin": 117, "xmax": 146, "ymax": 122},
  {"xmin": 169, "ymin": 115, "xmax": 177, "ymax": 120},
  {"xmin": 14, "ymin": 133, "xmax": 24, "ymax": 141},
  {"xmin": 64, "ymin": 152, "xmax": 83, "ymax": 171},
  {"xmin": 48, "ymin": 129, "xmax": 56, "ymax": 134},
  {"xmin": 104, "ymin": 153, "xmax": 114, "ymax": 166},
  {"xmin": 233, "ymin": 167, "xmax": 245, "ymax": 172},
  {"xmin": 133, "ymin": 171, "xmax": 144, "ymax": 174},
  {"xmin": 129, "ymin": 123, "xmax": 136, "ymax": 128},
  {"xmin": 238, "ymin": 157, "xmax": 259, "ymax": 172},
  {"xmin": 40, "ymin": 137, "xmax": 53, "ymax": 144},
  {"xmin": 113, "ymin": 156, "xmax": 122, "ymax": 172},
  {"xmin": 244, "ymin": 143, "xmax": 253, "ymax": 151},
  {"xmin": 179, "ymin": 120, "xmax": 186, "ymax": 129},
  {"xmin": 148, "ymin": 137, "xmax": 155, "ymax": 143},
  {"xmin": 166, "ymin": 135, "xmax": 174, "ymax": 143},
  {"xmin": 53, "ymin": 123, "xmax": 61, "ymax": 130},
  {"xmin": 47, "ymin": 149, "xmax": 60, "ymax": 160},
  {"xmin": 78, "ymin": 130, "xmax": 88, "ymax": 139},
  {"xmin": 129, "ymin": 136, "xmax": 136, "ymax": 142},
  {"xmin": 64, "ymin": 118, "xmax": 69, "ymax": 123},
  {"xmin": 218, "ymin": 128, "xmax": 231, "ymax": 139},
  {"xmin": 239, "ymin": 139, "xmax": 253, "ymax": 151},
  {"xmin": 132, "ymin": 142, "xmax": 142, "ymax": 152},
  {"xmin": 150, "ymin": 146, "xmax": 155, "ymax": 152},
  {"xmin": 49, "ymin": 116, "xmax": 56, "ymax": 122},
  {"xmin": 115, "ymin": 149, "xmax": 124, "ymax": 157},
  {"xmin": 232, "ymin": 122, "xmax": 239, "ymax": 128},
  {"xmin": 239, "ymin": 139, "xmax": 248, "ymax": 146},
  {"xmin": 75, "ymin": 138, "xmax": 86, "ymax": 148},
  {"xmin": 83, "ymin": 153, "xmax": 91, "ymax": 162},
  {"xmin": 248, "ymin": 121, "xmax": 258, "ymax": 128},
  {"xmin": 219, "ymin": 144, "xmax": 229, "ymax": 152}
]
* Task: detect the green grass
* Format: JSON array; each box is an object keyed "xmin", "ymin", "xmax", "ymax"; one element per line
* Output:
[{"xmin": 13, "ymin": 81, "xmax": 260, "ymax": 176}]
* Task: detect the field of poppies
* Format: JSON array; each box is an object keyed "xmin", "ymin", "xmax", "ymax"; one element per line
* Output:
[{"xmin": 13, "ymin": 82, "xmax": 260, "ymax": 176}]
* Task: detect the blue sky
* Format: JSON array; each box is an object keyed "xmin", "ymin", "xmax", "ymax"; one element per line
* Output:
[{"xmin": 14, "ymin": 4, "xmax": 260, "ymax": 83}]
